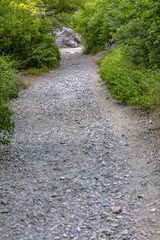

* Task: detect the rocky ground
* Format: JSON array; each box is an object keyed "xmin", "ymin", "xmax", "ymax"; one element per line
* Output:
[{"xmin": 0, "ymin": 47, "xmax": 159, "ymax": 240}]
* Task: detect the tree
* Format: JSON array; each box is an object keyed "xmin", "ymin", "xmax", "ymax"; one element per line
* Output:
[
  {"xmin": 74, "ymin": 0, "xmax": 160, "ymax": 67},
  {"xmin": 113, "ymin": 0, "xmax": 160, "ymax": 68},
  {"xmin": 0, "ymin": 0, "xmax": 61, "ymax": 69},
  {"xmin": 41, "ymin": 0, "xmax": 86, "ymax": 26},
  {"xmin": 74, "ymin": 0, "xmax": 116, "ymax": 53}
]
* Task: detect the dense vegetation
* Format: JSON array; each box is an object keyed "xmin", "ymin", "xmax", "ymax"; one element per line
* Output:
[
  {"xmin": 0, "ymin": 56, "xmax": 26, "ymax": 144},
  {"xmin": 0, "ymin": 0, "xmax": 61, "ymax": 69},
  {"xmin": 74, "ymin": 0, "xmax": 160, "ymax": 67},
  {"xmin": 43, "ymin": 0, "xmax": 85, "ymax": 26},
  {"xmin": 0, "ymin": 0, "xmax": 84, "ymax": 144},
  {"xmin": 74, "ymin": 0, "xmax": 160, "ymax": 112},
  {"xmin": 97, "ymin": 48, "xmax": 160, "ymax": 109}
]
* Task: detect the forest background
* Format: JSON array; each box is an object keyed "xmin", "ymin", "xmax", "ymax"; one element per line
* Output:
[{"xmin": 0, "ymin": 0, "xmax": 160, "ymax": 144}]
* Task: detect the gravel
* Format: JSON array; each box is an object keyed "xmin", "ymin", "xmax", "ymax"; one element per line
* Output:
[{"xmin": 0, "ymin": 47, "xmax": 159, "ymax": 240}]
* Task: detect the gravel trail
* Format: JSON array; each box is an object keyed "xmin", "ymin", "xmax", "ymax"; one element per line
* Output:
[{"xmin": 0, "ymin": 47, "xmax": 159, "ymax": 240}]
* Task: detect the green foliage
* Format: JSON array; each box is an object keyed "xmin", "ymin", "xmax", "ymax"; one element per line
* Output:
[
  {"xmin": 25, "ymin": 67, "xmax": 49, "ymax": 76},
  {"xmin": 112, "ymin": 0, "xmax": 160, "ymax": 68},
  {"xmin": 0, "ymin": 56, "xmax": 26, "ymax": 144},
  {"xmin": 0, "ymin": 0, "xmax": 42, "ymax": 52},
  {"xmin": 75, "ymin": 0, "xmax": 160, "ymax": 67},
  {"xmin": 74, "ymin": 0, "xmax": 113, "ymax": 54},
  {"xmin": 15, "ymin": 35, "xmax": 61, "ymax": 69},
  {"xmin": 0, "ymin": 57, "xmax": 14, "ymax": 144},
  {"xmin": 42, "ymin": 0, "xmax": 86, "ymax": 27},
  {"xmin": 0, "ymin": 104, "xmax": 14, "ymax": 145},
  {"xmin": 0, "ymin": 0, "xmax": 61, "ymax": 69},
  {"xmin": 99, "ymin": 47, "xmax": 160, "ymax": 109},
  {"xmin": 0, "ymin": 57, "xmax": 26, "ymax": 101},
  {"xmin": 96, "ymin": 52, "xmax": 108, "ymax": 66}
]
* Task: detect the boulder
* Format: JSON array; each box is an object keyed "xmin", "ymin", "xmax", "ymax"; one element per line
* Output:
[{"xmin": 54, "ymin": 27, "xmax": 83, "ymax": 48}]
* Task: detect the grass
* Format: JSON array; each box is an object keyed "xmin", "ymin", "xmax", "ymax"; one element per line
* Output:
[{"xmin": 21, "ymin": 67, "xmax": 50, "ymax": 76}]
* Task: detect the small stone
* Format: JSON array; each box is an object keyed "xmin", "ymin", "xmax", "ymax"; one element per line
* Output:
[
  {"xmin": 66, "ymin": 189, "xmax": 72, "ymax": 193},
  {"xmin": 96, "ymin": 228, "xmax": 111, "ymax": 235},
  {"xmin": 62, "ymin": 234, "xmax": 68, "ymax": 238},
  {"xmin": 121, "ymin": 229, "xmax": 129, "ymax": 235},
  {"xmin": 141, "ymin": 231, "xmax": 147, "ymax": 236},
  {"xmin": 0, "ymin": 199, "xmax": 8, "ymax": 205},
  {"xmin": 102, "ymin": 201, "xmax": 110, "ymax": 207},
  {"xmin": 0, "ymin": 208, "xmax": 9, "ymax": 213},
  {"xmin": 150, "ymin": 208, "xmax": 156, "ymax": 213},
  {"xmin": 86, "ymin": 225, "xmax": 92, "ymax": 229},
  {"xmin": 101, "ymin": 212, "xmax": 109, "ymax": 218},
  {"xmin": 117, "ymin": 195, "xmax": 123, "ymax": 199},
  {"xmin": 111, "ymin": 206, "xmax": 122, "ymax": 214},
  {"xmin": 96, "ymin": 229, "xmax": 105, "ymax": 233},
  {"xmin": 90, "ymin": 236, "xmax": 96, "ymax": 240},
  {"xmin": 137, "ymin": 195, "xmax": 143, "ymax": 199},
  {"xmin": 52, "ymin": 192, "xmax": 59, "ymax": 197},
  {"xmin": 57, "ymin": 197, "xmax": 63, "ymax": 201},
  {"xmin": 111, "ymin": 223, "xmax": 119, "ymax": 228},
  {"xmin": 77, "ymin": 226, "xmax": 81, "ymax": 232},
  {"xmin": 150, "ymin": 218, "xmax": 156, "ymax": 223},
  {"xmin": 11, "ymin": 225, "xmax": 19, "ymax": 229},
  {"xmin": 59, "ymin": 176, "xmax": 65, "ymax": 180}
]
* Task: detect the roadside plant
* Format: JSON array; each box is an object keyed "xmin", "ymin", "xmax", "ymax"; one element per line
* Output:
[
  {"xmin": 99, "ymin": 47, "xmax": 160, "ymax": 110},
  {"xmin": 0, "ymin": 56, "xmax": 26, "ymax": 144}
]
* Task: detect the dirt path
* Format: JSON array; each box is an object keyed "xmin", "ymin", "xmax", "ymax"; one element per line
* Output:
[{"xmin": 0, "ymin": 47, "xmax": 159, "ymax": 240}]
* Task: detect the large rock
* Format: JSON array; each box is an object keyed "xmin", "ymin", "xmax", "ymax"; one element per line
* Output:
[{"xmin": 54, "ymin": 27, "xmax": 83, "ymax": 48}]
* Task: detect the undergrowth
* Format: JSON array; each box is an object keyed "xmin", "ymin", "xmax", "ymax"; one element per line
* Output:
[
  {"xmin": 96, "ymin": 52, "xmax": 108, "ymax": 66},
  {"xmin": 0, "ymin": 56, "xmax": 27, "ymax": 144},
  {"xmin": 21, "ymin": 67, "xmax": 50, "ymax": 76},
  {"xmin": 98, "ymin": 47, "xmax": 160, "ymax": 111}
]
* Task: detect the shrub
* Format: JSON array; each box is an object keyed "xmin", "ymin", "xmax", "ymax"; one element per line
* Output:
[
  {"xmin": 0, "ymin": 0, "xmax": 61, "ymax": 70},
  {"xmin": 99, "ymin": 47, "xmax": 160, "ymax": 109},
  {"xmin": 96, "ymin": 52, "xmax": 108, "ymax": 66},
  {"xmin": 73, "ymin": 0, "xmax": 113, "ymax": 54},
  {"xmin": 15, "ymin": 35, "xmax": 61, "ymax": 69},
  {"xmin": 0, "ymin": 104, "xmax": 14, "ymax": 145},
  {"xmin": 0, "ymin": 57, "xmax": 15, "ymax": 144},
  {"xmin": 0, "ymin": 56, "xmax": 26, "ymax": 144},
  {"xmin": 75, "ymin": 0, "xmax": 160, "ymax": 67}
]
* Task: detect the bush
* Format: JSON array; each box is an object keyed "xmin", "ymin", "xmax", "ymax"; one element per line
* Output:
[
  {"xmin": 99, "ymin": 47, "xmax": 160, "ymax": 109},
  {"xmin": 0, "ymin": 56, "xmax": 26, "ymax": 144},
  {"xmin": 110, "ymin": 0, "xmax": 160, "ymax": 68},
  {"xmin": 73, "ymin": 0, "xmax": 113, "ymax": 54},
  {"xmin": 0, "ymin": 0, "xmax": 61, "ymax": 70},
  {"xmin": 15, "ymin": 35, "xmax": 61, "ymax": 69},
  {"xmin": 0, "ymin": 104, "xmax": 14, "ymax": 145},
  {"xmin": 75, "ymin": 0, "xmax": 160, "ymax": 67},
  {"xmin": 96, "ymin": 52, "xmax": 108, "ymax": 66}
]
